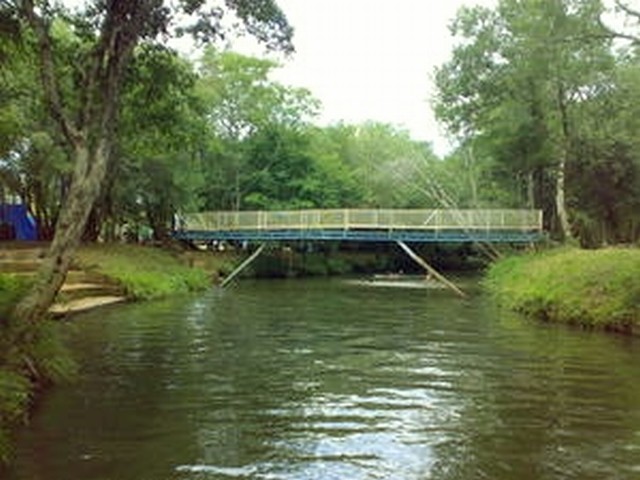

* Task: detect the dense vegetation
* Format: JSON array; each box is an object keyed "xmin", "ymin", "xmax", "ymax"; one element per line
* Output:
[
  {"xmin": 486, "ymin": 248, "xmax": 640, "ymax": 334},
  {"xmin": 435, "ymin": 0, "xmax": 640, "ymax": 245},
  {"xmin": 4, "ymin": 1, "xmax": 640, "ymax": 252},
  {"xmin": 0, "ymin": 273, "xmax": 72, "ymax": 463},
  {"xmin": 2, "ymin": 0, "xmax": 640, "ymax": 464}
]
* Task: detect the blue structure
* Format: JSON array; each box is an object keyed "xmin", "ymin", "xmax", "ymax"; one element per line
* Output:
[
  {"xmin": 174, "ymin": 209, "xmax": 544, "ymax": 245},
  {"xmin": 0, "ymin": 204, "xmax": 38, "ymax": 241},
  {"xmin": 175, "ymin": 209, "xmax": 544, "ymax": 291},
  {"xmin": 174, "ymin": 228, "xmax": 542, "ymax": 244}
]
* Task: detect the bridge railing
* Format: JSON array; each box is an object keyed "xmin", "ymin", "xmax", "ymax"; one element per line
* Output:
[{"xmin": 183, "ymin": 209, "xmax": 542, "ymax": 233}]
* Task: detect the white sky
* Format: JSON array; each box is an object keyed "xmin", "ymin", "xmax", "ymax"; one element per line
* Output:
[
  {"xmin": 244, "ymin": 0, "xmax": 499, "ymax": 156},
  {"xmin": 69, "ymin": 0, "xmax": 496, "ymax": 155},
  {"xmin": 235, "ymin": 0, "xmax": 633, "ymax": 156},
  {"xmin": 76, "ymin": 0, "xmax": 632, "ymax": 156}
]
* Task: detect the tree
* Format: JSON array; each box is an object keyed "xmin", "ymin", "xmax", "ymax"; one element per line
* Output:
[
  {"xmin": 101, "ymin": 44, "xmax": 205, "ymax": 242},
  {"xmin": 600, "ymin": 1, "xmax": 640, "ymax": 44},
  {"xmin": 1, "ymin": 19, "xmax": 86, "ymax": 238},
  {"xmin": 435, "ymin": 0, "xmax": 615, "ymax": 239},
  {"xmin": 195, "ymin": 47, "xmax": 318, "ymax": 210},
  {"xmin": 4, "ymin": 0, "xmax": 293, "ymax": 323}
]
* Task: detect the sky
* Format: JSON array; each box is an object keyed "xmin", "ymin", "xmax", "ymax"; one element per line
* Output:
[
  {"xmin": 234, "ymin": 0, "xmax": 498, "ymax": 156},
  {"xmin": 68, "ymin": 0, "xmax": 496, "ymax": 156},
  {"xmin": 74, "ymin": 0, "xmax": 630, "ymax": 156}
]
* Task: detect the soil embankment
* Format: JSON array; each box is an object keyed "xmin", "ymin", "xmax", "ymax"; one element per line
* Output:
[{"xmin": 485, "ymin": 247, "xmax": 640, "ymax": 335}]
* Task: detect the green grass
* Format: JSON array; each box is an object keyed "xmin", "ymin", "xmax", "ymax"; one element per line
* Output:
[
  {"xmin": 0, "ymin": 273, "xmax": 76, "ymax": 464},
  {"xmin": 485, "ymin": 247, "xmax": 640, "ymax": 333},
  {"xmin": 76, "ymin": 244, "xmax": 210, "ymax": 300}
]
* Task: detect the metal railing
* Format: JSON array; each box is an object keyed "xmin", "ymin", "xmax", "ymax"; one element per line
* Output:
[{"xmin": 182, "ymin": 209, "xmax": 542, "ymax": 232}]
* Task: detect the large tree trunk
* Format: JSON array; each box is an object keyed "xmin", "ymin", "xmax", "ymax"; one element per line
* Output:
[
  {"xmin": 526, "ymin": 171, "xmax": 535, "ymax": 209},
  {"xmin": 555, "ymin": 154, "xmax": 572, "ymax": 240},
  {"xmin": 13, "ymin": 0, "xmax": 140, "ymax": 323},
  {"xmin": 555, "ymin": 83, "xmax": 573, "ymax": 240},
  {"xmin": 12, "ymin": 144, "xmax": 109, "ymax": 323}
]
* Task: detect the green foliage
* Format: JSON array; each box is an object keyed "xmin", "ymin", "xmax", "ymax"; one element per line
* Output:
[
  {"xmin": 195, "ymin": 48, "xmax": 320, "ymax": 211},
  {"xmin": 0, "ymin": 275, "xmax": 29, "ymax": 319},
  {"xmin": 434, "ymin": 0, "xmax": 640, "ymax": 243},
  {"xmin": 0, "ymin": 369, "xmax": 30, "ymax": 463},
  {"xmin": 0, "ymin": 274, "xmax": 76, "ymax": 464},
  {"xmin": 486, "ymin": 248, "xmax": 640, "ymax": 332},
  {"xmin": 246, "ymin": 248, "xmax": 397, "ymax": 279},
  {"xmin": 76, "ymin": 245, "xmax": 210, "ymax": 300}
]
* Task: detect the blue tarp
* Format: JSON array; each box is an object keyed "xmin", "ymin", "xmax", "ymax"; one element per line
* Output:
[{"xmin": 0, "ymin": 204, "xmax": 38, "ymax": 240}]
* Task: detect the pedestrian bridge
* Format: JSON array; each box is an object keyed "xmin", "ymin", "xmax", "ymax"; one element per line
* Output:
[{"xmin": 174, "ymin": 208, "xmax": 543, "ymax": 243}]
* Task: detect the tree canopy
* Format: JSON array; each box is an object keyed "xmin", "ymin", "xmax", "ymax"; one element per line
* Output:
[
  {"xmin": 435, "ymin": 0, "xmax": 640, "ymax": 244},
  {"xmin": 1, "ymin": 0, "xmax": 295, "ymax": 322}
]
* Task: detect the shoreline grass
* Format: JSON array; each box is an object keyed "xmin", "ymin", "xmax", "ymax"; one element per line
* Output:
[
  {"xmin": 76, "ymin": 244, "xmax": 211, "ymax": 300},
  {"xmin": 0, "ymin": 243, "xmax": 212, "ymax": 464},
  {"xmin": 485, "ymin": 247, "xmax": 640, "ymax": 335}
]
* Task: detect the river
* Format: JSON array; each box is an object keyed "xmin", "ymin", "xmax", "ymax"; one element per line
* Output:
[{"xmin": 5, "ymin": 278, "xmax": 640, "ymax": 479}]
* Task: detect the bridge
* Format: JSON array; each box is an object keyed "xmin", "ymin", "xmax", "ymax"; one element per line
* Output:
[
  {"xmin": 174, "ymin": 208, "xmax": 543, "ymax": 293},
  {"xmin": 174, "ymin": 208, "xmax": 543, "ymax": 243}
]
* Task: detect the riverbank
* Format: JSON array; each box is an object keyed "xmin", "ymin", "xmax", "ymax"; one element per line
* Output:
[
  {"xmin": 0, "ymin": 243, "xmax": 213, "ymax": 463},
  {"xmin": 485, "ymin": 247, "xmax": 640, "ymax": 335},
  {"xmin": 75, "ymin": 244, "xmax": 211, "ymax": 300}
]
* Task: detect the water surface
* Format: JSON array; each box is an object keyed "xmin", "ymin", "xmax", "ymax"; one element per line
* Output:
[{"xmin": 6, "ymin": 278, "xmax": 640, "ymax": 479}]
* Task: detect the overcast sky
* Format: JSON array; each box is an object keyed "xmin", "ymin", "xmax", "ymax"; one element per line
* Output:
[
  {"xmin": 68, "ymin": 0, "xmax": 630, "ymax": 156},
  {"xmin": 250, "ymin": 0, "xmax": 499, "ymax": 155}
]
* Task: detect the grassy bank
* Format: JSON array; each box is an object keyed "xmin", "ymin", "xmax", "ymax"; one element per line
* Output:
[
  {"xmin": 76, "ymin": 244, "xmax": 211, "ymax": 299},
  {"xmin": 0, "ymin": 274, "xmax": 76, "ymax": 464},
  {"xmin": 485, "ymin": 247, "xmax": 640, "ymax": 334},
  {"xmin": 0, "ymin": 243, "xmax": 212, "ymax": 463}
]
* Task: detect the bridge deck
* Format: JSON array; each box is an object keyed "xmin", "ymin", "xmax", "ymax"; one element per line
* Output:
[{"xmin": 175, "ymin": 209, "xmax": 543, "ymax": 243}]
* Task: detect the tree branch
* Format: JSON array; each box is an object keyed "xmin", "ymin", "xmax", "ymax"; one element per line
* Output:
[
  {"xmin": 20, "ymin": 0, "xmax": 81, "ymax": 146},
  {"xmin": 598, "ymin": 1, "xmax": 640, "ymax": 44},
  {"xmin": 615, "ymin": 0, "xmax": 640, "ymax": 21}
]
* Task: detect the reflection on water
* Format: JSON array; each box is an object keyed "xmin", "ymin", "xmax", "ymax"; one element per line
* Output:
[{"xmin": 5, "ymin": 278, "xmax": 640, "ymax": 480}]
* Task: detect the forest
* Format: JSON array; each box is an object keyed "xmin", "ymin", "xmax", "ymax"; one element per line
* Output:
[
  {"xmin": 2, "ymin": 0, "xmax": 640, "ymax": 251},
  {"xmin": 0, "ymin": 0, "xmax": 640, "ymax": 319}
]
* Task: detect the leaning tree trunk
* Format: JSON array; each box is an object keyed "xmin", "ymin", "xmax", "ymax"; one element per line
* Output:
[
  {"xmin": 12, "ymin": 143, "xmax": 110, "ymax": 323},
  {"xmin": 13, "ymin": 0, "xmax": 142, "ymax": 323}
]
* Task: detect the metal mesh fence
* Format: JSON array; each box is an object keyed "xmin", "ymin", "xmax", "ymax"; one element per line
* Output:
[{"xmin": 183, "ymin": 209, "xmax": 542, "ymax": 232}]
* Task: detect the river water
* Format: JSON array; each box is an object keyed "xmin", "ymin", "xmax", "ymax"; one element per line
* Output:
[{"xmin": 5, "ymin": 278, "xmax": 640, "ymax": 480}]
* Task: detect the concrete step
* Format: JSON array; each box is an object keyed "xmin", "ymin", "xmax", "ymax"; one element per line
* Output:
[
  {"xmin": 49, "ymin": 296, "xmax": 127, "ymax": 316},
  {"xmin": 0, "ymin": 247, "xmax": 47, "ymax": 261},
  {"xmin": 57, "ymin": 283, "xmax": 124, "ymax": 301},
  {"xmin": 65, "ymin": 270, "xmax": 112, "ymax": 284},
  {"xmin": 0, "ymin": 260, "xmax": 42, "ymax": 272}
]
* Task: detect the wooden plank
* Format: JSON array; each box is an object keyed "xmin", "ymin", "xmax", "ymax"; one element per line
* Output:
[
  {"xmin": 49, "ymin": 296, "xmax": 126, "ymax": 315},
  {"xmin": 396, "ymin": 241, "xmax": 467, "ymax": 298}
]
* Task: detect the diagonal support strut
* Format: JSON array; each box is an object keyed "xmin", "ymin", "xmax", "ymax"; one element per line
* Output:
[
  {"xmin": 220, "ymin": 243, "xmax": 266, "ymax": 288},
  {"xmin": 396, "ymin": 241, "xmax": 467, "ymax": 298}
]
